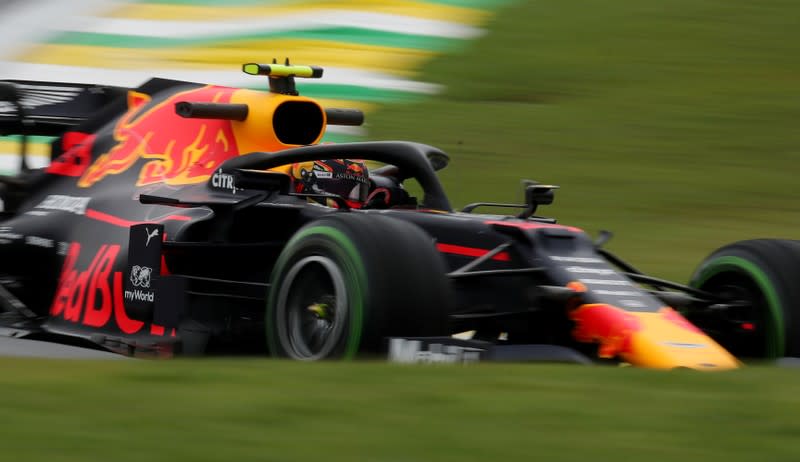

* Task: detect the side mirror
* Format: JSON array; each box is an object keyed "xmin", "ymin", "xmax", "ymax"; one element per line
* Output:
[{"xmin": 518, "ymin": 182, "xmax": 559, "ymax": 218}]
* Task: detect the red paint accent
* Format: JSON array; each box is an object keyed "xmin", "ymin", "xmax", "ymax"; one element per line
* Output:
[
  {"xmin": 160, "ymin": 232, "xmax": 171, "ymax": 275},
  {"xmin": 46, "ymin": 132, "xmax": 95, "ymax": 177},
  {"xmin": 436, "ymin": 243, "xmax": 511, "ymax": 261},
  {"xmin": 113, "ymin": 271, "xmax": 145, "ymax": 335},
  {"xmin": 85, "ymin": 208, "xmax": 192, "ymax": 228},
  {"xmin": 82, "ymin": 244, "xmax": 119, "ymax": 327},
  {"xmin": 64, "ymin": 244, "xmax": 105, "ymax": 322},
  {"xmin": 485, "ymin": 220, "xmax": 582, "ymax": 233},
  {"xmin": 566, "ymin": 281, "xmax": 588, "ymax": 293},
  {"xmin": 50, "ymin": 243, "xmax": 81, "ymax": 317},
  {"xmin": 742, "ymin": 322, "xmax": 755, "ymax": 331},
  {"xmin": 51, "ymin": 243, "xmax": 137, "ymax": 331},
  {"xmin": 51, "ymin": 242, "xmax": 175, "ymax": 338},
  {"xmin": 366, "ymin": 187, "xmax": 391, "ymax": 206},
  {"xmin": 661, "ymin": 307, "xmax": 704, "ymax": 334},
  {"xmin": 569, "ymin": 304, "xmax": 643, "ymax": 358}
]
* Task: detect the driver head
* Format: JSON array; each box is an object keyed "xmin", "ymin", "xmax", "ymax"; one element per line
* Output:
[{"xmin": 290, "ymin": 158, "xmax": 370, "ymax": 208}]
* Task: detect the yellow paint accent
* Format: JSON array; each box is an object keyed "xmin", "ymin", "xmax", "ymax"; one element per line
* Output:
[
  {"xmin": 79, "ymin": 90, "xmax": 154, "ymax": 188},
  {"xmin": 243, "ymin": 63, "xmax": 320, "ymax": 78},
  {"xmin": 229, "ymin": 88, "xmax": 326, "ymax": 154},
  {"xmin": 0, "ymin": 141, "xmax": 51, "ymax": 157},
  {"xmin": 623, "ymin": 310, "xmax": 739, "ymax": 370},
  {"xmin": 108, "ymin": 1, "xmax": 489, "ymax": 25},
  {"xmin": 22, "ymin": 41, "xmax": 432, "ymax": 77}
]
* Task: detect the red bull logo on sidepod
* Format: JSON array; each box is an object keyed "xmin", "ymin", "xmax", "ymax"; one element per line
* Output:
[{"xmin": 77, "ymin": 86, "xmax": 240, "ymax": 188}]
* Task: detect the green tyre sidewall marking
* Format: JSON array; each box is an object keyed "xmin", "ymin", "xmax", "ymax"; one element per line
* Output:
[
  {"xmin": 267, "ymin": 225, "xmax": 367, "ymax": 359},
  {"xmin": 691, "ymin": 255, "xmax": 785, "ymax": 358}
]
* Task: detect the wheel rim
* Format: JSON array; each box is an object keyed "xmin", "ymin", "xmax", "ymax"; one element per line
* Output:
[
  {"xmin": 275, "ymin": 255, "xmax": 349, "ymax": 360},
  {"xmin": 691, "ymin": 256, "xmax": 785, "ymax": 358}
]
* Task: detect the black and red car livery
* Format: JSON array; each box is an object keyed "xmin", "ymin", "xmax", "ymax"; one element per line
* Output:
[{"xmin": 2, "ymin": 62, "xmax": 799, "ymax": 368}]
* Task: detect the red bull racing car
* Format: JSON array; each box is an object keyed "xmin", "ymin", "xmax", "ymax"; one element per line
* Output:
[{"xmin": 1, "ymin": 62, "xmax": 798, "ymax": 369}]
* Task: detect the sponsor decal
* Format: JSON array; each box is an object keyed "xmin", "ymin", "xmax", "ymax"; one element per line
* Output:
[
  {"xmin": 145, "ymin": 227, "xmax": 159, "ymax": 247},
  {"xmin": 25, "ymin": 236, "xmax": 54, "ymax": 249},
  {"xmin": 124, "ymin": 224, "xmax": 163, "ymax": 312},
  {"xmin": 550, "ymin": 256, "xmax": 605, "ymax": 263},
  {"xmin": 77, "ymin": 86, "xmax": 240, "ymax": 188},
  {"xmin": 50, "ymin": 243, "xmax": 171, "ymax": 336},
  {"xmin": 0, "ymin": 226, "xmax": 22, "ymax": 241},
  {"xmin": 211, "ymin": 169, "xmax": 237, "ymax": 193},
  {"xmin": 594, "ymin": 290, "xmax": 642, "ymax": 297},
  {"xmin": 579, "ymin": 279, "xmax": 633, "ymax": 286},
  {"xmin": 126, "ymin": 265, "xmax": 155, "ymax": 303},
  {"xmin": 33, "ymin": 195, "xmax": 91, "ymax": 215},
  {"xmin": 314, "ymin": 171, "xmax": 333, "ymax": 179},
  {"xmin": 662, "ymin": 341, "xmax": 707, "ymax": 349},
  {"xmin": 565, "ymin": 266, "xmax": 615, "ymax": 275},
  {"xmin": 125, "ymin": 288, "xmax": 154, "ymax": 303},
  {"xmin": 388, "ymin": 338, "xmax": 483, "ymax": 364},
  {"xmin": 57, "ymin": 241, "xmax": 70, "ymax": 256},
  {"xmin": 129, "ymin": 265, "xmax": 153, "ymax": 289},
  {"xmin": 619, "ymin": 299, "xmax": 647, "ymax": 309},
  {"xmin": 336, "ymin": 172, "xmax": 368, "ymax": 184}
]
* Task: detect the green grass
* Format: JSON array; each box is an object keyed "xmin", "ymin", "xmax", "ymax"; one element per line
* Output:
[
  {"xmin": 369, "ymin": 0, "xmax": 800, "ymax": 282},
  {"xmin": 1, "ymin": 358, "xmax": 799, "ymax": 461}
]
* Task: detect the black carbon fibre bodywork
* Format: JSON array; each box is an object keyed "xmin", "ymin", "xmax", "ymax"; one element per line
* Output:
[{"xmin": 0, "ymin": 73, "xmax": 775, "ymax": 367}]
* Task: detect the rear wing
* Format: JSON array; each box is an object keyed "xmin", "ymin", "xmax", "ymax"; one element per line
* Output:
[{"xmin": 0, "ymin": 80, "xmax": 125, "ymax": 137}]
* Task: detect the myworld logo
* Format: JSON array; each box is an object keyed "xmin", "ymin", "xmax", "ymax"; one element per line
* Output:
[{"xmin": 124, "ymin": 289, "xmax": 154, "ymax": 303}]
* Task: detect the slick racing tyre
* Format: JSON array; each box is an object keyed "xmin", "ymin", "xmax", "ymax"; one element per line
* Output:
[
  {"xmin": 689, "ymin": 239, "xmax": 800, "ymax": 359},
  {"xmin": 266, "ymin": 213, "xmax": 452, "ymax": 360}
]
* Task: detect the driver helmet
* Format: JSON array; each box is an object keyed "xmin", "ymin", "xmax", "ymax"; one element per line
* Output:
[{"xmin": 290, "ymin": 159, "xmax": 370, "ymax": 208}]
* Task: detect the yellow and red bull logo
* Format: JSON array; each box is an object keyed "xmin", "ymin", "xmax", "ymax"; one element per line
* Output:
[
  {"xmin": 78, "ymin": 86, "xmax": 240, "ymax": 188},
  {"xmin": 570, "ymin": 303, "xmax": 642, "ymax": 358},
  {"xmin": 570, "ymin": 303, "xmax": 739, "ymax": 369}
]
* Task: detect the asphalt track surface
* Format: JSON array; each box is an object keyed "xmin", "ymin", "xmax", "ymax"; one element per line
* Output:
[{"xmin": 0, "ymin": 336, "xmax": 126, "ymax": 359}]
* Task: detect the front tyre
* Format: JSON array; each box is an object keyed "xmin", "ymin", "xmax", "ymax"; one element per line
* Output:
[
  {"xmin": 266, "ymin": 213, "xmax": 452, "ymax": 360},
  {"xmin": 689, "ymin": 239, "xmax": 800, "ymax": 359}
]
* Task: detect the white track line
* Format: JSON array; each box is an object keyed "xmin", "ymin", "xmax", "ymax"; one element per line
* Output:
[
  {"xmin": 64, "ymin": 10, "xmax": 483, "ymax": 40},
  {"xmin": 0, "ymin": 0, "xmax": 121, "ymax": 60}
]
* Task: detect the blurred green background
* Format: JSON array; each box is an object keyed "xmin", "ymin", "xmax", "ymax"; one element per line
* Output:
[{"xmin": 370, "ymin": 0, "xmax": 800, "ymax": 282}]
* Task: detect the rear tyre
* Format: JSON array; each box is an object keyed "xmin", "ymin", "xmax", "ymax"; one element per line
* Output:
[
  {"xmin": 266, "ymin": 213, "xmax": 452, "ymax": 359},
  {"xmin": 688, "ymin": 239, "xmax": 800, "ymax": 359}
]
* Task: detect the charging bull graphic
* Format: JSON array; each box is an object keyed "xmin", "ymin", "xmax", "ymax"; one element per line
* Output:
[{"xmin": 78, "ymin": 86, "xmax": 239, "ymax": 188}]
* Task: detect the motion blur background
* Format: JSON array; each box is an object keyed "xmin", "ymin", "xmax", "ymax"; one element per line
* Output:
[{"xmin": 1, "ymin": 3, "xmax": 799, "ymax": 460}]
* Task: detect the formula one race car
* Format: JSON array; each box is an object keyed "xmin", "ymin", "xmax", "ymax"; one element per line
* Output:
[{"xmin": 1, "ymin": 62, "xmax": 798, "ymax": 369}]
